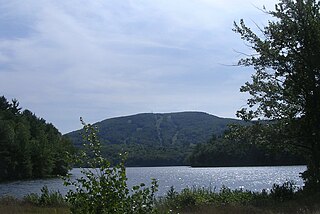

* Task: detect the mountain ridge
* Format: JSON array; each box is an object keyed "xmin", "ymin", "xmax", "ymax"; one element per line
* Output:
[
  {"xmin": 67, "ymin": 111, "xmax": 243, "ymax": 145},
  {"xmin": 66, "ymin": 111, "xmax": 245, "ymax": 166}
]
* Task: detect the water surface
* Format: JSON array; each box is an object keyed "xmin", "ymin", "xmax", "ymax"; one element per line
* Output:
[{"xmin": 0, "ymin": 165, "xmax": 306, "ymax": 198}]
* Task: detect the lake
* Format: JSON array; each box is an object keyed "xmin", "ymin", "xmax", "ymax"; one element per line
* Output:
[{"xmin": 0, "ymin": 165, "xmax": 306, "ymax": 198}]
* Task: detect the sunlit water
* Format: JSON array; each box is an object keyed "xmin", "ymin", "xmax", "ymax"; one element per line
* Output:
[{"xmin": 0, "ymin": 166, "xmax": 306, "ymax": 198}]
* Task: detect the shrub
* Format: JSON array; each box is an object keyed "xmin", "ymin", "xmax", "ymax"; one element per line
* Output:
[
  {"xmin": 159, "ymin": 184, "xmax": 295, "ymax": 212},
  {"xmin": 23, "ymin": 193, "xmax": 39, "ymax": 205},
  {"xmin": 24, "ymin": 185, "xmax": 65, "ymax": 206},
  {"xmin": 270, "ymin": 181, "xmax": 298, "ymax": 202},
  {"xmin": 63, "ymin": 118, "xmax": 158, "ymax": 214},
  {"xmin": 166, "ymin": 186, "xmax": 178, "ymax": 201}
]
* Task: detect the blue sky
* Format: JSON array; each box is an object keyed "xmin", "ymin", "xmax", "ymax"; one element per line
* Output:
[{"xmin": 0, "ymin": 0, "xmax": 277, "ymax": 133}]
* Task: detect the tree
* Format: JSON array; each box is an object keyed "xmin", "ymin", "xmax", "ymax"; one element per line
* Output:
[
  {"xmin": 189, "ymin": 133, "xmax": 304, "ymax": 167},
  {"xmin": 0, "ymin": 96, "xmax": 74, "ymax": 181},
  {"xmin": 0, "ymin": 96, "xmax": 11, "ymax": 112},
  {"xmin": 14, "ymin": 121, "xmax": 33, "ymax": 179},
  {"xmin": 64, "ymin": 119, "xmax": 158, "ymax": 213},
  {"xmin": 11, "ymin": 99, "xmax": 21, "ymax": 115},
  {"xmin": 233, "ymin": 0, "xmax": 320, "ymax": 191},
  {"xmin": 0, "ymin": 119, "xmax": 15, "ymax": 180}
]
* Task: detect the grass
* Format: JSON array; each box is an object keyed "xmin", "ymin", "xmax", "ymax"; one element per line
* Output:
[
  {"xmin": 2, "ymin": 199, "xmax": 320, "ymax": 214},
  {"xmin": 0, "ymin": 186, "xmax": 69, "ymax": 214},
  {"xmin": 1, "ymin": 182, "xmax": 320, "ymax": 214},
  {"xmin": 0, "ymin": 195, "xmax": 69, "ymax": 214},
  {"xmin": 156, "ymin": 182, "xmax": 320, "ymax": 214},
  {"xmin": 174, "ymin": 199, "xmax": 320, "ymax": 214}
]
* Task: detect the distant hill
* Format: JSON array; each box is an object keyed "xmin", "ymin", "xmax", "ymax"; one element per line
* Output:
[{"xmin": 66, "ymin": 112, "xmax": 245, "ymax": 166}]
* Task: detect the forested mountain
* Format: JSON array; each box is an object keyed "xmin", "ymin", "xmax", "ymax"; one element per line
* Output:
[
  {"xmin": 0, "ymin": 96, "xmax": 74, "ymax": 182},
  {"xmin": 66, "ymin": 112, "xmax": 246, "ymax": 166},
  {"xmin": 68, "ymin": 112, "xmax": 244, "ymax": 146},
  {"xmin": 67, "ymin": 112, "xmax": 305, "ymax": 167}
]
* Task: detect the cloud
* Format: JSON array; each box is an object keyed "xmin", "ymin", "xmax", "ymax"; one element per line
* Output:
[{"xmin": 0, "ymin": 0, "xmax": 277, "ymax": 133}]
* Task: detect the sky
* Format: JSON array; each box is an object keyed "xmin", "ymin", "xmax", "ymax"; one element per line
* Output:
[{"xmin": 0, "ymin": 0, "xmax": 278, "ymax": 134}]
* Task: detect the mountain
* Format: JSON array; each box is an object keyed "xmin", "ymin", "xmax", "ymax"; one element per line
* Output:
[{"xmin": 66, "ymin": 112, "xmax": 245, "ymax": 166}]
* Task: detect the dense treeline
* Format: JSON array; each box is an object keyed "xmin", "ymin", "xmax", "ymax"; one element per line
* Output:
[
  {"xmin": 189, "ymin": 134, "xmax": 305, "ymax": 167},
  {"xmin": 0, "ymin": 96, "xmax": 74, "ymax": 182},
  {"xmin": 100, "ymin": 143, "xmax": 191, "ymax": 167}
]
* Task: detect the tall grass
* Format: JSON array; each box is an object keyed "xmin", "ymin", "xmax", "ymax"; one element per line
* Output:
[
  {"xmin": 1, "ymin": 181, "xmax": 320, "ymax": 213},
  {"xmin": 157, "ymin": 181, "xmax": 320, "ymax": 214},
  {"xmin": 23, "ymin": 185, "xmax": 67, "ymax": 207},
  {"xmin": 0, "ymin": 194, "xmax": 69, "ymax": 214}
]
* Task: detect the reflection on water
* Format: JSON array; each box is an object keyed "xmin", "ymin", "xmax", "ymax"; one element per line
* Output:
[{"xmin": 0, "ymin": 165, "xmax": 306, "ymax": 198}]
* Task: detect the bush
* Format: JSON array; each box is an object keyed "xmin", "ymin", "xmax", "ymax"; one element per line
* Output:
[
  {"xmin": 159, "ymin": 184, "xmax": 300, "ymax": 212},
  {"xmin": 23, "ymin": 193, "xmax": 40, "ymax": 205},
  {"xmin": 24, "ymin": 185, "xmax": 65, "ymax": 206},
  {"xmin": 270, "ymin": 181, "xmax": 298, "ymax": 202},
  {"xmin": 63, "ymin": 119, "xmax": 158, "ymax": 214}
]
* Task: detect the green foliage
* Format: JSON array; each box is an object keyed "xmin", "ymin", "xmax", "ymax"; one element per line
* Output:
[
  {"xmin": 189, "ymin": 134, "xmax": 305, "ymax": 167},
  {"xmin": 0, "ymin": 96, "xmax": 74, "ymax": 182},
  {"xmin": 233, "ymin": 0, "xmax": 320, "ymax": 190},
  {"xmin": 64, "ymin": 118, "xmax": 158, "ymax": 214},
  {"xmin": 270, "ymin": 181, "xmax": 298, "ymax": 202},
  {"xmin": 159, "ymin": 182, "xmax": 301, "ymax": 213},
  {"xmin": 23, "ymin": 193, "xmax": 40, "ymax": 205},
  {"xmin": 101, "ymin": 143, "xmax": 189, "ymax": 167},
  {"xmin": 24, "ymin": 186, "xmax": 66, "ymax": 207},
  {"xmin": 159, "ymin": 185, "xmax": 256, "ymax": 212}
]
